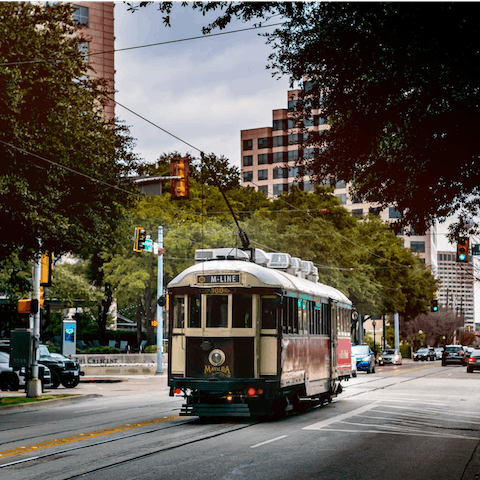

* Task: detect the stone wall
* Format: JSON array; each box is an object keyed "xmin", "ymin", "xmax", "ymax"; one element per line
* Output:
[{"xmin": 73, "ymin": 353, "xmax": 168, "ymax": 376}]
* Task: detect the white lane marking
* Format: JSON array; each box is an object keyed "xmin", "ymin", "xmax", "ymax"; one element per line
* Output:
[
  {"xmin": 303, "ymin": 402, "xmax": 379, "ymax": 430},
  {"xmin": 250, "ymin": 435, "xmax": 288, "ymax": 449},
  {"xmin": 308, "ymin": 428, "xmax": 480, "ymax": 441}
]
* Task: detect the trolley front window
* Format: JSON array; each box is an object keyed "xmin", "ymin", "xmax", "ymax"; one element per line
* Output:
[
  {"xmin": 206, "ymin": 295, "xmax": 228, "ymax": 328},
  {"xmin": 261, "ymin": 296, "xmax": 277, "ymax": 329},
  {"xmin": 232, "ymin": 293, "xmax": 252, "ymax": 328},
  {"xmin": 188, "ymin": 294, "xmax": 201, "ymax": 328},
  {"xmin": 173, "ymin": 296, "xmax": 185, "ymax": 328}
]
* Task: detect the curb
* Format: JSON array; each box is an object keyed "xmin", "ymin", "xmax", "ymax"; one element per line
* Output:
[
  {"xmin": 80, "ymin": 377, "xmax": 127, "ymax": 384},
  {"xmin": 0, "ymin": 393, "xmax": 101, "ymax": 414}
]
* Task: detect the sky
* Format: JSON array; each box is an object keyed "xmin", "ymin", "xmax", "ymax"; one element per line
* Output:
[
  {"xmin": 114, "ymin": 2, "xmax": 291, "ymax": 170},
  {"xmin": 112, "ymin": 2, "xmax": 478, "ymax": 316}
]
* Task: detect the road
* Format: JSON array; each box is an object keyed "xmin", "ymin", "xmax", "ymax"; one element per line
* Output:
[{"xmin": 1, "ymin": 361, "xmax": 480, "ymax": 480}]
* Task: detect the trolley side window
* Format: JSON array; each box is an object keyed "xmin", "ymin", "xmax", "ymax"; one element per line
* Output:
[
  {"xmin": 188, "ymin": 294, "xmax": 201, "ymax": 328},
  {"xmin": 206, "ymin": 295, "xmax": 228, "ymax": 328},
  {"xmin": 282, "ymin": 297, "xmax": 298, "ymax": 334},
  {"xmin": 232, "ymin": 293, "xmax": 252, "ymax": 328},
  {"xmin": 261, "ymin": 296, "xmax": 277, "ymax": 329},
  {"xmin": 173, "ymin": 296, "xmax": 185, "ymax": 328}
]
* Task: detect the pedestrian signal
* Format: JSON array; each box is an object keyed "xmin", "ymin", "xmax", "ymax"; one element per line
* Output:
[
  {"xmin": 431, "ymin": 300, "xmax": 438, "ymax": 312},
  {"xmin": 456, "ymin": 237, "xmax": 469, "ymax": 262}
]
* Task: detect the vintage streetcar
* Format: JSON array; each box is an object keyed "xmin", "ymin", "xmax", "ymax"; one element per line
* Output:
[{"xmin": 167, "ymin": 248, "xmax": 353, "ymax": 417}]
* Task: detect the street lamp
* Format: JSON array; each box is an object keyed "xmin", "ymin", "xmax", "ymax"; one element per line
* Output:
[{"xmin": 372, "ymin": 320, "xmax": 376, "ymax": 359}]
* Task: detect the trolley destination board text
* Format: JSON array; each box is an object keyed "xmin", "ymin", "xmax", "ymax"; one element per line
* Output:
[{"xmin": 197, "ymin": 274, "xmax": 240, "ymax": 284}]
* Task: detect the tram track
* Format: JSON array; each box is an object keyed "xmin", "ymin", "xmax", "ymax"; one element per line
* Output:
[{"xmin": 0, "ymin": 417, "xmax": 258, "ymax": 478}]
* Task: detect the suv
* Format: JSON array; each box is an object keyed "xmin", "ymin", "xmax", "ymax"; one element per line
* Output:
[
  {"xmin": 39, "ymin": 345, "xmax": 83, "ymax": 388},
  {"xmin": 413, "ymin": 347, "xmax": 436, "ymax": 361},
  {"xmin": 442, "ymin": 345, "xmax": 466, "ymax": 366}
]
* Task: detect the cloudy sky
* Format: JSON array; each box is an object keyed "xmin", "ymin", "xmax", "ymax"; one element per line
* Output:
[{"xmin": 114, "ymin": 2, "xmax": 291, "ymax": 170}]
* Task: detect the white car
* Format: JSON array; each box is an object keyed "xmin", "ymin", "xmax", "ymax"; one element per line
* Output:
[
  {"xmin": 381, "ymin": 349, "xmax": 403, "ymax": 365},
  {"xmin": 351, "ymin": 354, "xmax": 357, "ymax": 378}
]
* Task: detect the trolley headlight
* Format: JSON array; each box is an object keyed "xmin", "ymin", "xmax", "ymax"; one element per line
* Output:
[{"xmin": 208, "ymin": 349, "xmax": 225, "ymax": 367}]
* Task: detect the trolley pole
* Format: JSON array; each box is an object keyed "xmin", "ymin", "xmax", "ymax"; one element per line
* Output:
[{"xmin": 156, "ymin": 226, "xmax": 164, "ymax": 374}]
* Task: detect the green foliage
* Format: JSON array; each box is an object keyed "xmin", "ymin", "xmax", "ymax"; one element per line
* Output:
[
  {"xmin": 144, "ymin": 344, "xmax": 156, "ymax": 354},
  {"xmin": 0, "ymin": 2, "xmax": 140, "ymax": 261},
  {"xmin": 136, "ymin": 2, "xmax": 480, "ymax": 234}
]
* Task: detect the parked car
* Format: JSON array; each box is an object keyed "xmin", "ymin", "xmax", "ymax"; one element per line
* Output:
[
  {"xmin": 0, "ymin": 351, "xmax": 51, "ymax": 391},
  {"xmin": 382, "ymin": 349, "xmax": 403, "ymax": 365},
  {"xmin": 351, "ymin": 345, "xmax": 376, "ymax": 374},
  {"xmin": 38, "ymin": 345, "xmax": 83, "ymax": 388},
  {"xmin": 464, "ymin": 346, "xmax": 474, "ymax": 358},
  {"xmin": 466, "ymin": 350, "xmax": 480, "ymax": 373},
  {"xmin": 442, "ymin": 345, "xmax": 466, "ymax": 366},
  {"xmin": 413, "ymin": 347, "xmax": 436, "ymax": 362},
  {"xmin": 434, "ymin": 347, "xmax": 444, "ymax": 360},
  {"xmin": 0, "ymin": 351, "xmax": 20, "ymax": 391}
]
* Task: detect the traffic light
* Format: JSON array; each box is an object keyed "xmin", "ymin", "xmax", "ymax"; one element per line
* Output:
[
  {"xmin": 170, "ymin": 157, "xmax": 190, "ymax": 200},
  {"xmin": 40, "ymin": 252, "xmax": 52, "ymax": 287},
  {"xmin": 133, "ymin": 227, "xmax": 146, "ymax": 252},
  {"xmin": 17, "ymin": 299, "xmax": 39, "ymax": 315},
  {"xmin": 39, "ymin": 286, "xmax": 45, "ymax": 308},
  {"xmin": 151, "ymin": 319, "xmax": 158, "ymax": 327},
  {"xmin": 431, "ymin": 299, "xmax": 438, "ymax": 312},
  {"xmin": 456, "ymin": 237, "xmax": 469, "ymax": 262}
]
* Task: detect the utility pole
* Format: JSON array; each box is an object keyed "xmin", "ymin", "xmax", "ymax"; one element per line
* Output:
[
  {"xmin": 156, "ymin": 226, "xmax": 164, "ymax": 374},
  {"xmin": 394, "ymin": 313, "xmax": 400, "ymax": 351}
]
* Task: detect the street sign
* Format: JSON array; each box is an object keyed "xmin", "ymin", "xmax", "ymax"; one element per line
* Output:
[
  {"xmin": 472, "ymin": 244, "xmax": 480, "ymax": 256},
  {"xmin": 143, "ymin": 238, "xmax": 153, "ymax": 253}
]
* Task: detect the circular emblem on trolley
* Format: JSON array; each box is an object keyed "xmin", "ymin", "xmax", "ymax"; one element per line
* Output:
[
  {"xmin": 198, "ymin": 276, "xmax": 206, "ymax": 283},
  {"xmin": 208, "ymin": 349, "xmax": 225, "ymax": 367}
]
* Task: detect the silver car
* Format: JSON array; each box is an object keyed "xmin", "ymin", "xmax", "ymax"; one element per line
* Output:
[{"xmin": 381, "ymin": 349, "xmax": 402, "ymax": 365}]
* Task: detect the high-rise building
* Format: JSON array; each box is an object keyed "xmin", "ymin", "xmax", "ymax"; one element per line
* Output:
[
  {"xmin": 240, "ymin": 88, "xmax": 437, "ymax": 268},
  {"xmin": 437, "ymin": 251, "xmax": 475, "ymax": 327},
  {"xmin": 73, "ymin": 2, "xmax": 115, "ymax": 119}
]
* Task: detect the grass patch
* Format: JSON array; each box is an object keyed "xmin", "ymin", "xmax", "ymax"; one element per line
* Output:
[{"xmin": 0, "ymin": 394, "xmax": 74, "ymax": 407}]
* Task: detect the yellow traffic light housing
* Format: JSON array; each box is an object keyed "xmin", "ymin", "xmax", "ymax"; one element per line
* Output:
[
  {"xmin": 40, "ymin": 252, "xmax": 52, "ymax": 286},
  {"xmin": 133, "ymin": 227, "xmax": 146, "ymax": 252},
  {"xmin": 170, "ymin": 157, "xmax": 190, "ymax": 200},
  {"xmin": 457, "ymin": 237, "xmax": 469, "ymax": 262}
]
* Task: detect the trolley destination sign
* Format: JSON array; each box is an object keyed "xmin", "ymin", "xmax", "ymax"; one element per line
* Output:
[{"xmin": 197, "ymin": 274, "xmax": 240, "ymax": 284}]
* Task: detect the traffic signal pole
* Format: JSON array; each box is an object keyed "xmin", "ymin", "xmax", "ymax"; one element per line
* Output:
[
  {"xmin": 27, "ymin": 248, "xmax": 42, "ymax": 397},
  {"xmin": 156, "ymin": 226, "xmax": 164, "ymax": 374}
]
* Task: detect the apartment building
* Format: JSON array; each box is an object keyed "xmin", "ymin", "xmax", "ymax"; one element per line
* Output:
[
  {"xmin": 240, "ymin": 88, "xmax": 437, "ymax": 268},
  {"xmin": 437, "ymin": 251, "xmax": 475, "ymax": 327}
]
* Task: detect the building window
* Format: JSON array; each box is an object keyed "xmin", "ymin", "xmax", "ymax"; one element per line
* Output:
[
  {"xmin": 288, "ymin": 99, "xmax": 300, "ymax": 112},
  {"xmin": 272, "ymin": 135, "xmax": 287, "ymax": 147},
  {"xmin": 258, "ymin": 137, "xmax": 271, "ymax": 149},
  {"xmin": 289, "ymin": 166, "xmax": 300, "ymax": 178},
  {"xmin": 273, "ymin": 119, "xmax": 287, "ymax": 131},
  {"xmin": 272, "ymin": 152, "xmax": 286, "ymax": 163},
  {"xmin": 258, "ymin": 153, "xmax": 269, "ymax": 165},
  {"xmin": 303, "ymin": 181, "xmax": 314, "ymax": 192},
  {"xmin": 288, "ymin": 150, "xmax": 299, "ymax": 162},
  {"xmin": 303, "ymin": 147, "xmax": 315, "ymax": 159},
  {"xmin": 79, "ymin": 42, "xmax": 89, "ymax": 61},
  {"xmin": 258, "ymin": 169, "xmax": 268, "ymax": 181},
  {"xmin": 411, "ymin": 241, "xmax": 425, "ymax": 253},
  {"xmin": 243, "ymin": 155, "xmax": 253, "ymax": 167},
  {"xmin": 336, "ymin": 193, "xmax": 347, "ymax": 204},
  {"xmin": 369, "ymin": 207, "xmax": 382, "ymax": 216},
  {"xmin": 273, "ymin": 168, "xmax": 288, "ymax": 179},
  {"xmin": 273, "ymin": 183, "xmax": 288, "ymax": 195},
  {"xmin": 258, "ymin": 185, "xmax": 268, "ymax": 195},
  {"xmin": 288, "ymin": 133, "xmax": 302, "ymax": 145},
  {"xmin": 315, "ymin": 116, "xmax": 327, "ymax": 126},
  {"xmin": 389, "ymin": 207, "xmax": 401, "ymax": 219},
  {"xmin": 351, "ymin": 194, "xmax": 363, "ymax": 204},
  {"xmin": 303, "ymin": 117, "xmax": 315, "ymax": 127},
  {"xmin": 352, "ymin": 209, "xmax": 363, "ymax": 218},
  {"xmin": 243, "ymin": 139, "xmax": 253, "ymax": 151},
  {"xmin": 243, "ymin": 171, "xmax": 253, "ymax": 182},
  {"xmin": 335, "ymin": 180, "xmax": 346, "ymax": 189},
  {"xmin": 73, "ymin": 4, "xmax": 89, "ymax": 25}
]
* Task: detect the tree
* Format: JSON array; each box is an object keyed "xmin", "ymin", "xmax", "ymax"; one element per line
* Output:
[
  {"xmin": 131, "ymin": 2, "xmax": 480, "ymax": 235},
  {"xmin": 0, "ymin": 2, "xmax": 140, "ymax": 261}
]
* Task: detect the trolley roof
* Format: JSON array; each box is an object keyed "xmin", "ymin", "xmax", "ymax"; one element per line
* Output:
[{"xmin": 168, "ymin": 260, "xmax": 352, "ymax": 306}]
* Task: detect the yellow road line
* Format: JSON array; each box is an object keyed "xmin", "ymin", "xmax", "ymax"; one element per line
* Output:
[{"xmin": 0, "ymin": 415, "xmax": 178, "ymax": 459}]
